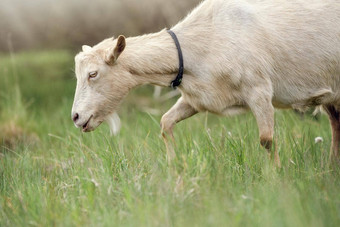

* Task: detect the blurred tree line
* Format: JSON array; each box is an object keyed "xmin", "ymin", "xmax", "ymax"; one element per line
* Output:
[{"xmin": 0, "ymin": 0, "xmax": 200, "ymax": 53}]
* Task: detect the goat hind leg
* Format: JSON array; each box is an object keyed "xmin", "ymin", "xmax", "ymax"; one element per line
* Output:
[
  {"xmin": 247, "ymin": 94, "xmax": 281, "ymax": 167},
  {"xmin": 324, "ymin": 105, "xmax": 340, "ymax": 161}
]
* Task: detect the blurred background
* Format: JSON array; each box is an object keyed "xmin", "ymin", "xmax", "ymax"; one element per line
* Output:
[{"xmin": 0, "ymin": 0, "xmax": 200, "ymax": 52}]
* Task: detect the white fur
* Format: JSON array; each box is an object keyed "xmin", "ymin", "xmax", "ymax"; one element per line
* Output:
[
  {"xmin": 105, "ymin": 112, "xmax": 121, "ymax": 135},
  {"xmin": 82, "ymin": 45, "xmax": 92, "ymax": 52}
]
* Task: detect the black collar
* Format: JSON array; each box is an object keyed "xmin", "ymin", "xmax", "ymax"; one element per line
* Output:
[{"xmin": 167, "ymin": 29, "xmax": 184, "ymax": 89}]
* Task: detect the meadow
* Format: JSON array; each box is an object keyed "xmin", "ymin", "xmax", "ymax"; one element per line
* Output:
[{"xmin": 1, "ymin": 50, "xmax": 340, "ymax": 226}]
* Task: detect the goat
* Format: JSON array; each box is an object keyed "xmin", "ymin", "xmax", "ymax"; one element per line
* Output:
[{"xmin": 72, "ymin": 0, "xmax": 340, "ymax": 166}]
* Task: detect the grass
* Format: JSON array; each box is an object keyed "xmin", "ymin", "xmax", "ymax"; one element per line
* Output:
[{"xmin": 0, "ymin": 50, "xmax": 340, "ymax": 227}]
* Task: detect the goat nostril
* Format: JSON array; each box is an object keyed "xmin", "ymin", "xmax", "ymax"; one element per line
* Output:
[{"xmin": 73, "ymin": 113, "xmax": 79, "ymax": 122}]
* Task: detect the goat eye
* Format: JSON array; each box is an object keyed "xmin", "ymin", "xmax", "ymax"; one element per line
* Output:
[{"xmin": 89, "ymin": 71, "xmax": 98, "ymax": 79}]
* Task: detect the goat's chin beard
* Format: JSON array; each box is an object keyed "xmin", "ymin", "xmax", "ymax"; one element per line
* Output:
[{"xmin": 105, "ymin": 112, "xmax": 121, "ymax": 136}]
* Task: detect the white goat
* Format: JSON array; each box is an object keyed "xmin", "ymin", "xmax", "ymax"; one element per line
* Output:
[{"xmin": 72, "ymin": 0, "xmax": 340, "ymax": 166}]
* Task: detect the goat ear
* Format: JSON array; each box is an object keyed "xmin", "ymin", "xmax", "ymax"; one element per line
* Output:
[
  {"xmin": 82, "ymin": 45, "xmax": 92, "ymax": 52},
  {"xmin": 106, "ymin": 35, "xmax": 126, "ymax": 65}
]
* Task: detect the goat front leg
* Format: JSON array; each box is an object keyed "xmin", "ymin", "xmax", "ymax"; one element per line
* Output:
[
  {"xmin": 246, "ymin": 89, "xmax": 281, "ymax": 167},
  {"xmin": 161, "ymin": 97, "xmax": 198, "ymax": 163}
]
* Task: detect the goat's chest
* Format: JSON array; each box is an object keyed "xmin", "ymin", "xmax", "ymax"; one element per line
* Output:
[{"xmin": 180, "ymin": 82, "xmax": 242, "ymax": 115}]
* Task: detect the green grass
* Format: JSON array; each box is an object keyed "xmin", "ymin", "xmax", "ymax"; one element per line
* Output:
[{"xmin": 0, "ymin": 51, "xmax": 340, "ymax": 227}]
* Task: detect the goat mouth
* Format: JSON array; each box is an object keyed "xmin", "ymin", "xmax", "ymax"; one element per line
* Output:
[{"xmin": 82, "ymin": 115, "xmax": 93, "ymax": 132}]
